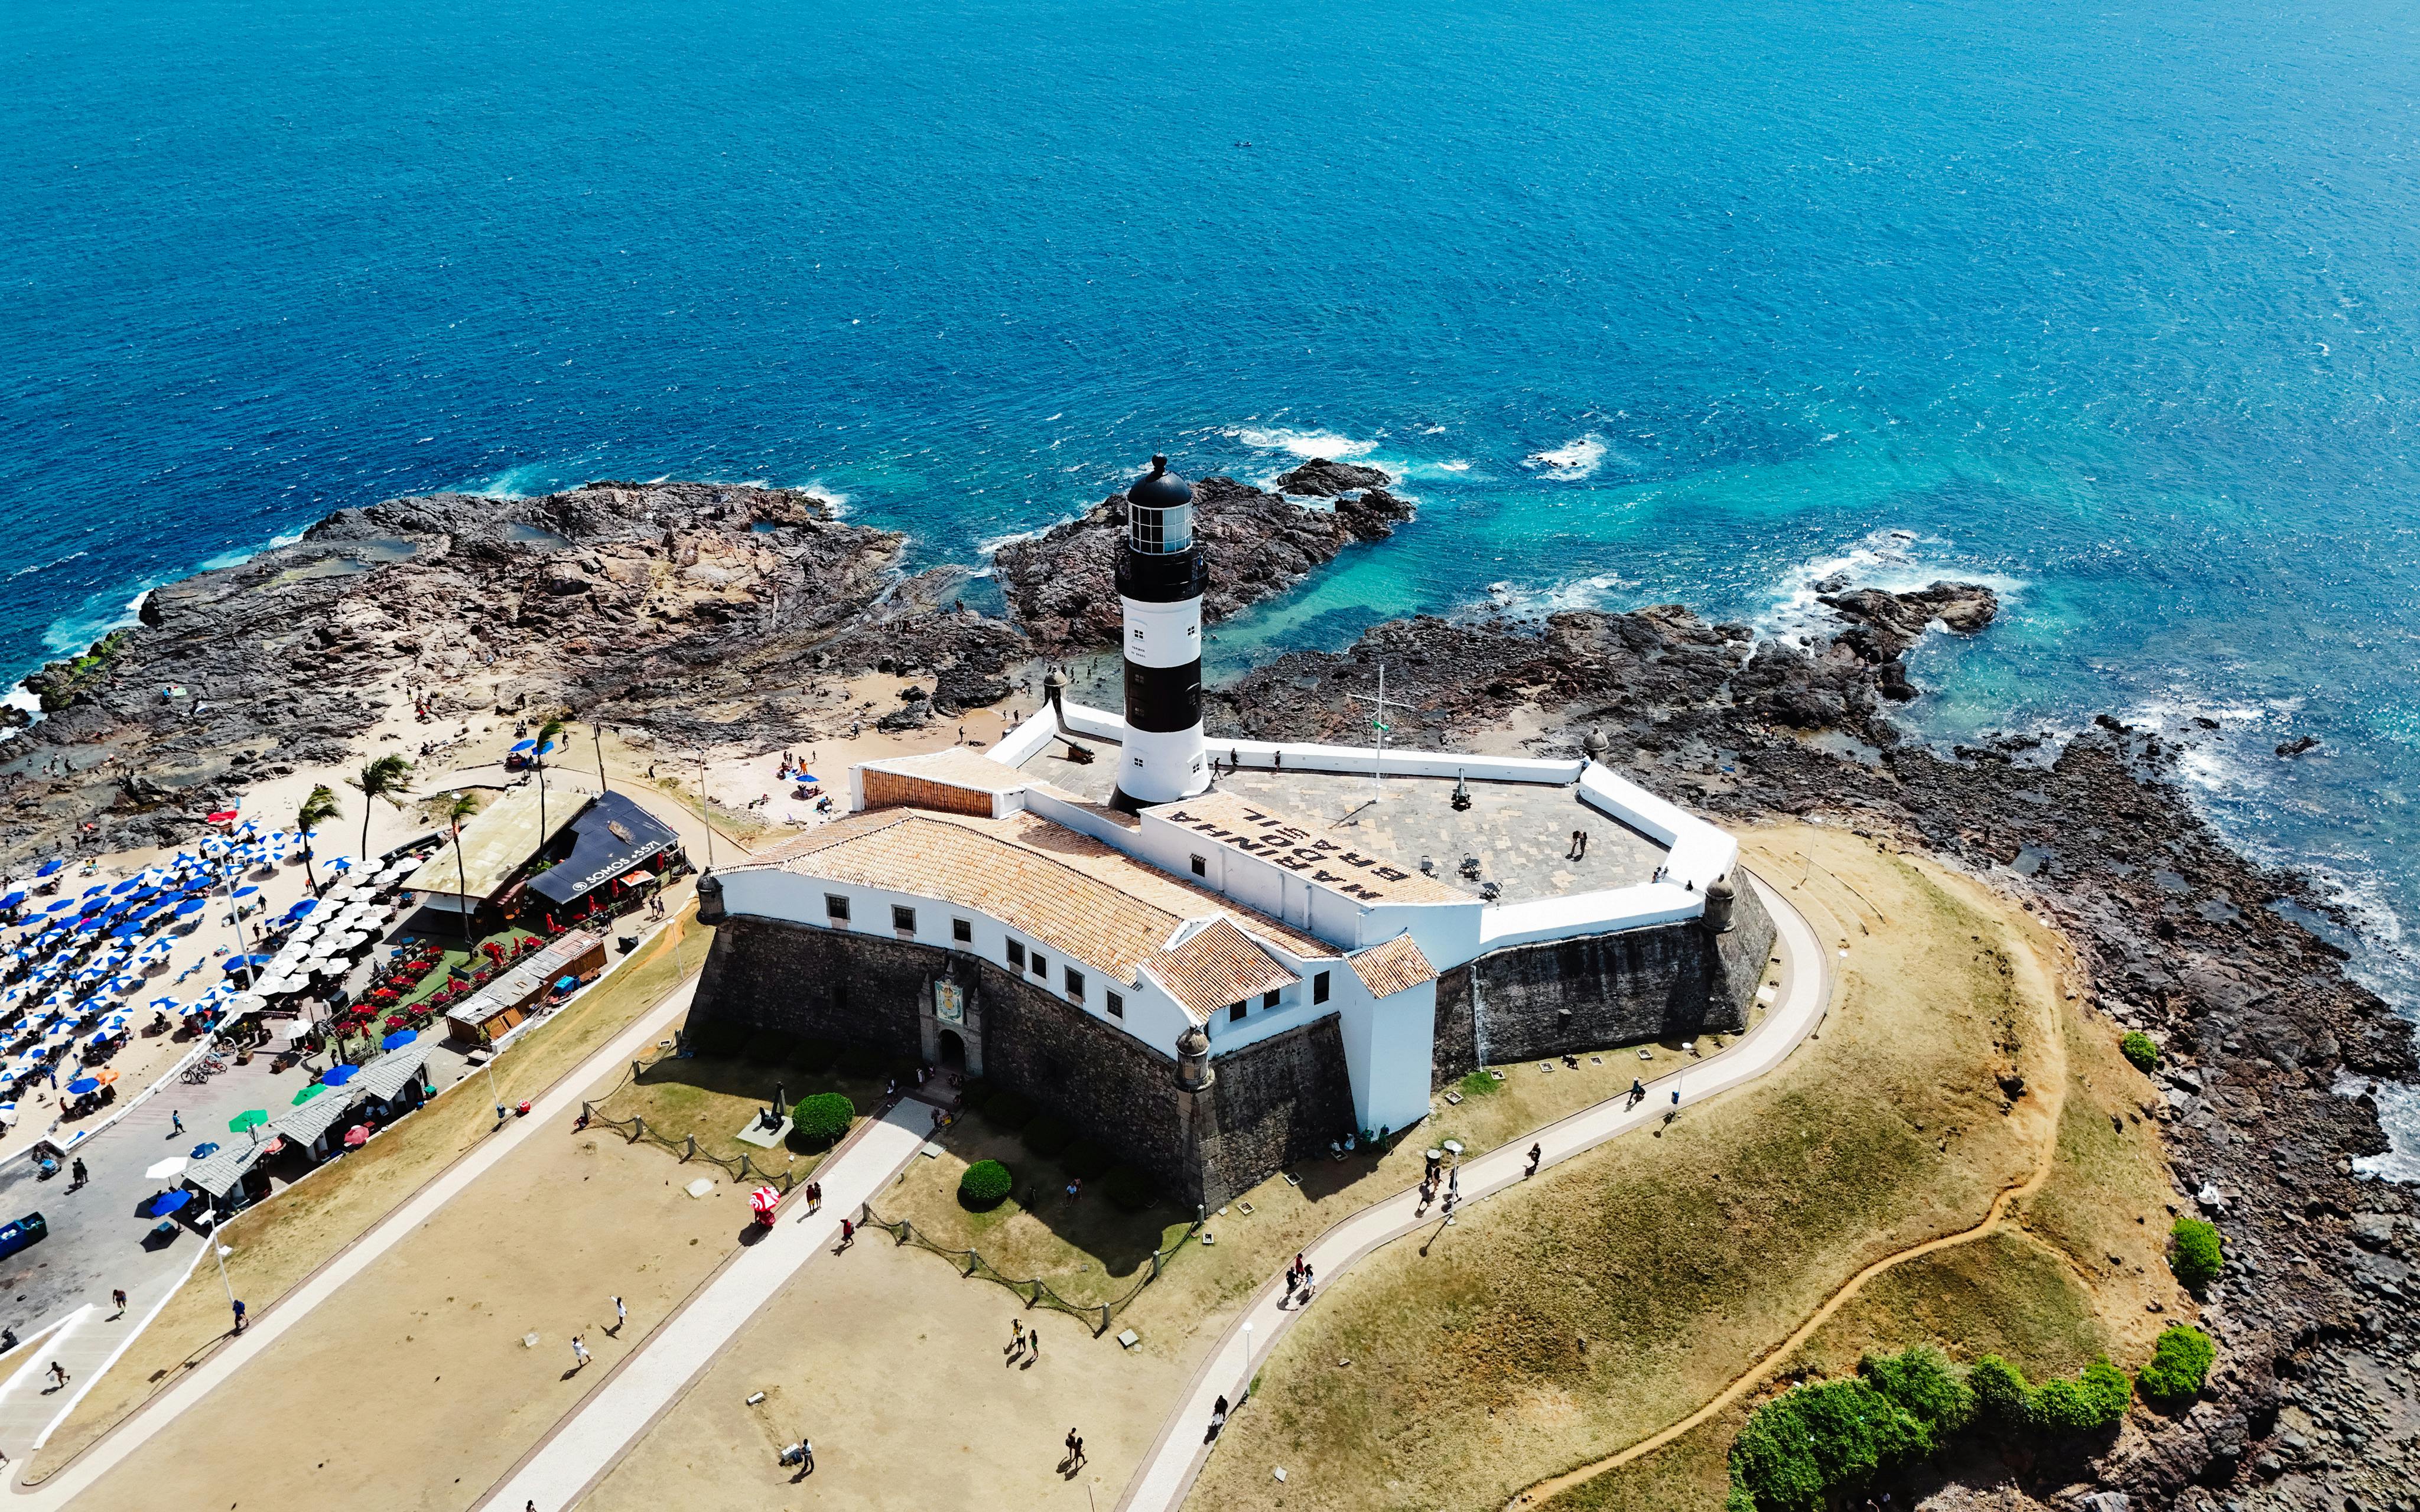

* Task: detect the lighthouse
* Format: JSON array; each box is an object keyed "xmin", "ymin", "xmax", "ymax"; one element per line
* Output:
[{"xmin": 1112, "ymin": 454, "xmax": 1210, "ymax": 810}]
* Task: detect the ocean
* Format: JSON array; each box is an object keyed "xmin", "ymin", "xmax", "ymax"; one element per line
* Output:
[{"xmin": 5, "ymin": 0, "xmax": 2416, "ymax": 1156}]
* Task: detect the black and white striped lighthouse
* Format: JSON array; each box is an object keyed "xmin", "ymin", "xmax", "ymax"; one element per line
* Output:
[{"xmin": 1112, "ymin": 454, "xmax": 1209, "ymax": 810}]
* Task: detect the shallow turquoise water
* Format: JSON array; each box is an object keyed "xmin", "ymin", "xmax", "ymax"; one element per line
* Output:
[{"xmin": 3, "ymin": 0, "xmax": 2415, "ymax": 1052}]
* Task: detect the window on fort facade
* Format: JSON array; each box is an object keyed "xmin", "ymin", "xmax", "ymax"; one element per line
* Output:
[
  {"xmin": 1189, "ymin": 854, "xmax": 1207, "ymax": 877},
  {"xmin": 1313, "ymin": 970, "xmax": 1331, "ymax": 1004},
  {"xmin": 892, "ymin": 905, "xmax": 916, "ymax": 935},
  {"xmin": 1262, "ymin": 989, "xmax": 1280, "ymax": 1009},
  {"xmin": 1031, "ymin": 952, "xmax": 1048, "ymax": 977},
  {"xmin": 1065, "ymin": 967, "xmax": 1085, "ymax": 1002},
  {"xmin": 1106, "ymin": 990, "xmax": 1124, "ymax": 1019},
  {"xmin": 1007, "ymin": 940, "xmax": 1025, "ymax": 970},
  {"xmin": 952, "ymin": 918, "xmax": 972, "ymax": 944},
  {"xmin": 1228, "ymin": 1002, "xmax": 1246, "ymax": 1022},
  {"xmin": 824, "ymin": 894, "xmax": 850, "ymax": 923}
]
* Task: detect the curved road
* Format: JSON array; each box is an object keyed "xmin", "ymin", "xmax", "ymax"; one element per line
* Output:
[{"xmin": 1110, "ymin": 869, "xmax": 1831, "ymax": 1512}]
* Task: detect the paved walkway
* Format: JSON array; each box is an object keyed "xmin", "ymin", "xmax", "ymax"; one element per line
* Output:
[
  {"xmin": 474, "ymin": 1099, "xmax": 932, "ymax": 1511},
  {"xmin": 0, "ymin": 971, "xmax": 703, "ymax": 1510},
  {"xmin": 1111, "ymin": 871, "xmax": 1830, "ymax": 1512}
]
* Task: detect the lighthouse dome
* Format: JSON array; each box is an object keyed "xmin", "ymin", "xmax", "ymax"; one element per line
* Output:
[{"xmin": 1128, "ymin": 454, "xmax": 1193, "ymax": 511}]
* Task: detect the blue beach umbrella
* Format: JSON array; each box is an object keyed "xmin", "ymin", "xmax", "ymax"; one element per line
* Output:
[
  {"xmin": 379, "ymin": 1029, "xmax": 417, "ymax": 1051},
  {"xmin": 510, "ymin": 739, "xmax": 536, "ymax": 752},
  {"xmin": 109, "ymin": 878, "xmax": 138, "ymax": 894},
  {"xmin": 65, "ymin": 1076, "xmax": 97, "ymax": 1095},
  {"xmin": 320, "ymin": 1064, "xmax": 360, "ymax": 1087},
  {"xmin": 148, "ymin": 1190, "xmax": 192, "ymax": 1217},
  {"xmin": 43, "ymin": 899, "xmax": 73, "ymax": 914},
  {"xmin": 287, "ymin": 898, "xmax": 320, "ymax": 918},
  {"xmin": 232, "ymin": 885, "xmax": 259, "ymax": 898},
  {"xmin": 175, "ymin": 899, "xmax": 204, "ymax": 916},
  {"xmin": 0, "ymin": 892, "xmax": 25, "ymax": 911},
  {"xmin": 190, "ymin": 1141, "xmax": 220, "ymax": 1158},
  {"xmin": 34, "ymin": 859, "xmax": 64, "ymax": 878}
]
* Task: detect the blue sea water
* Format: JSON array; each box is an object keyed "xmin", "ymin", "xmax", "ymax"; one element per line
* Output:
[{"xmin": 5, "ymin": 0, "xmax": 2418, "ymax": 1136}]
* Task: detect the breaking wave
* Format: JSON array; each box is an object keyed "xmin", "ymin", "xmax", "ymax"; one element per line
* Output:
[{"xmin": 1523, "ymin": 435, "xmax": 1605, "ymax": 480}]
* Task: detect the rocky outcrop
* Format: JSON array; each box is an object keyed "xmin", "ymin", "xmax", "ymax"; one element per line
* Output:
[
  {"xmin": 1815, "ymin": 579, "xmax": 2001, "ymax": 702},
  {"xmin": 1274, "ymin": 457, "xmax": 1391, "ymax": 496},
  {"xmin": 0, "ymin": 481, "xmax": 951, "ymax": 865},
  {"xmin": 992, "ymin": 474, "xmax": 1414, "ymax": 650}
]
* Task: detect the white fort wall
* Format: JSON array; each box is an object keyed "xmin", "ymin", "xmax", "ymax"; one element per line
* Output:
[{"xmin": 1013, "ymin": 702, "xmax": 1741, "ymax": 966}]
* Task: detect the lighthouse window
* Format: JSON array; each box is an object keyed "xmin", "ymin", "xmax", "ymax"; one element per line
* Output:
[
  {"xmin": 1106, "ymin": 990, "xmax": 1124, "ymax": 1019},
  {"xmin": 1130, "ymin": 504, "xmax": 1165, "ymax": 552}
]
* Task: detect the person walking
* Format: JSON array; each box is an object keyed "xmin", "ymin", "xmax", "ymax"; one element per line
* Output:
[
  {"xmin": 1526, "ymin": 1142, "xmax": 1543, "ymax": 1178},
  {"xmin": 611, "ymin": 1295, "xmax": 626, "ymax": 1334},
  {"xmin": 45, "ymin": 1363, "xmax": 66, "ymax": 1391},
  {"xmin": 1071, "ymin": 1432, "xmax": 1087, "ymax": 1469},
  {"xmin": 1027, "ymin": 1325, "xmax": 1038, "ymax": 1361},
  {"xmin": 1010, "ymin": 1318, "xmax": 1024, "ymax": 1354},
  {"xmin": 838, "ymin": 1217, "xmax": 854, "ymax": 1249},
  {"xmin": 571, "ymin": 1335, "xmax": 591, "ymax": 1370},
  {"xmin": 168, "ymin": 1109, "xmax": 183, "ymax": 1136},
  {"xmin": 798, "ymin": 1435, "xmax": 814, "ymax": 1472},
  {"xmin": 1064, "ymin": 1427, "xmax": 1078, "ymax": 1464},
  {"xmin": 230, "ymin": 1298, "xmax": 246, "ymax": 1334},
  {"xmin": 70, "ymin": 1157, "xmax": 86, "ymax": 1188},
  {"xmin": 110, "ymin": 1288, "xmax": 126, "ymax": 1318}
]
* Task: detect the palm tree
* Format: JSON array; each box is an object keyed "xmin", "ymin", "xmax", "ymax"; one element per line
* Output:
[
  {"xmin": 533, "ymin": 717, "xmax": 567, "ymax": 845},
  {"xmin": 353, "ymin": 754, "xmax": 413, "ymax": 865},
  {"xmin": 442, "ymin": 790, "xmax": 480, "ymax": 946},
  {"xmin": 296, "ymin": 784, "xmax": 341, "ymax": 893}
]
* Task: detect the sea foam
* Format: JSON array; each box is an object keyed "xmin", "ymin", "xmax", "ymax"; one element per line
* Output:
[{"xmin": 1523, "ymin": 435, "xmax": 1606, "ymax": 481}]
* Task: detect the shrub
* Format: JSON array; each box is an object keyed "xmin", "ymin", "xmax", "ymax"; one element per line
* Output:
[
  {"xmin": 793, "ymin": 1037, "xmax": 839, "ymax": 1074},
  {"xmin": 1729, "ymin": 1378, "xmax": 1929, "ymax": 1511},
  {"xmin": 959, "ymin": 1158, "xmax": 1013, "ymax": 1211},
  {"xmin": 2136, "ymin": 1324, "xmax": 2215, "ymax": 1406},
  {"xmin": 1022, "ymin": 1113, "xmax": 1073, "ymax": 1159},
  {"xmin": 837, "ymin": 1042, "xmax": 884, "ymax": 1078},
  {"xmin": 1968, "ymin": 1355, "xmax": 2032, "ymax": 1430},
  {"xmin": 983, "ymin": 1089, "xmax": 1036, "ymax": 1130},
  {"xmin": 2119, "ymin": 1030, "xmax": 2159, "ymax": 1072},
  {"xmin": 788, "ymin": 1091, "xmax": 854, "ymax": 1151},
  {"xmin": 2169, "ymin": 1217, "xmax": 2223, "ymax": 1293},
  {"xmin": 1062, "ymin": 1138, "xmax": 1113, "ymax": 1180},
  {"xmin": 1860, "ymin": 1346, "xmax": 1975, "ymax": 1436},
  {"xmin": 2030, "ymin": 1360, "xmax": 2132, "ymax": 1434},
  {"xmin": 1105, "ymin": 1164, "xmax": 1156, "ymax": 1211}
]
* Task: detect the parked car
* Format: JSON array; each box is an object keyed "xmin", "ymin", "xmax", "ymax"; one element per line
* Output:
[{"xmin": 0, "ymin": 1213, "xmax": 50, "ymax": 1263}]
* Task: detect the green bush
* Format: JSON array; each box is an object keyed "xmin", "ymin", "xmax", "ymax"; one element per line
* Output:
[
  {"xmin": 787, "ymin": 1091, "xmax": 854, "ymax": 1151},
  {"xmin": 1022, "ymin": 1112, "xmax": 1073, "ymax": 1158},
  {"xmin": 837, "ymin": 1042, "xmax": 884, "ymax": 1078},
  {"xmin": 2169, "ymin": 1217, "xmax": 2223, "ymax": 1293},
  {"xmin": 2119, "ymin": 1030, "xmax": 2159, "ymax": 1072},
  {"xmin": 2030, "ymin": 1360, "xmax": 2132, "ymax": 1434},
  {"xmin": 982, "ymin": 1089, "xmax": 1036, "ymax": 1130},
  {"xmin": 958, "ymin": 1158, "xmax": 1013, "ymax": 1211},
  {"xmin": 793, "ymin": 1037, "xmax": 839, "ymax": 1074},
  {"xmin": 1061, "ymin": 1138, "xmax": 1113, "ymax": 1180},
  {"xmin": 1860, "ymin": 1347, "xmax": 1975, "ymax": 1436},
  {"xmin": 1729, "ymin": 1378, "xmax": 1929, "ymax": 1511},
  {"xmin": 1104, "ymin": 1164, "xmax": 1156, "ymax": 1211},
  {"xmin": 2135, "ymin": 1324, "xmax": 2215, "ymax": 1406},
  {"xmin": 1968, "ymin": 1355, "xmax": 2032, "ymax": 1429}
]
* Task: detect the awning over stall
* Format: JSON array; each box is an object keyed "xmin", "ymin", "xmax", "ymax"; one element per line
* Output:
[{"xmin": 525, "ymin": 791, "xmax": 679, "ymax": 908}]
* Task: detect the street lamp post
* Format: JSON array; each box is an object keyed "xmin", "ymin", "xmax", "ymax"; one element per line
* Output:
[{"xmin": 694, "ymin": 748, "xmax": 716, "ymax": 873}]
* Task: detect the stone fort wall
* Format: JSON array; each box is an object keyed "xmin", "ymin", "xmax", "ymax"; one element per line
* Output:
[
  {"xmin": 687, "ymin": 916, "xmax": 1357, "ymax": 1208},
  {"xmin": 1429, "ymin": 880, "xmax": 1777, "ymax": 1082}
]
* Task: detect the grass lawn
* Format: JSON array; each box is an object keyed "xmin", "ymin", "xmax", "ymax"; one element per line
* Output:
[
  {"xmin": 591, "ymin": 1048, "xmax": 888, "ymax": 1172},
  {"xmin": 1185, "ymin": 822, "xmax": 2087, "ymax": 1512},
  {"xmin": 34, "ymin": 903, "xmax": 714, "ymax": 1477}
]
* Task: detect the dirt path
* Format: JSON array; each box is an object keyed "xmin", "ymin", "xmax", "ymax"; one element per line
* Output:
[{"xmin": 1502, "ymin": 844, "xmax": 2076, "ymax": 1510}]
